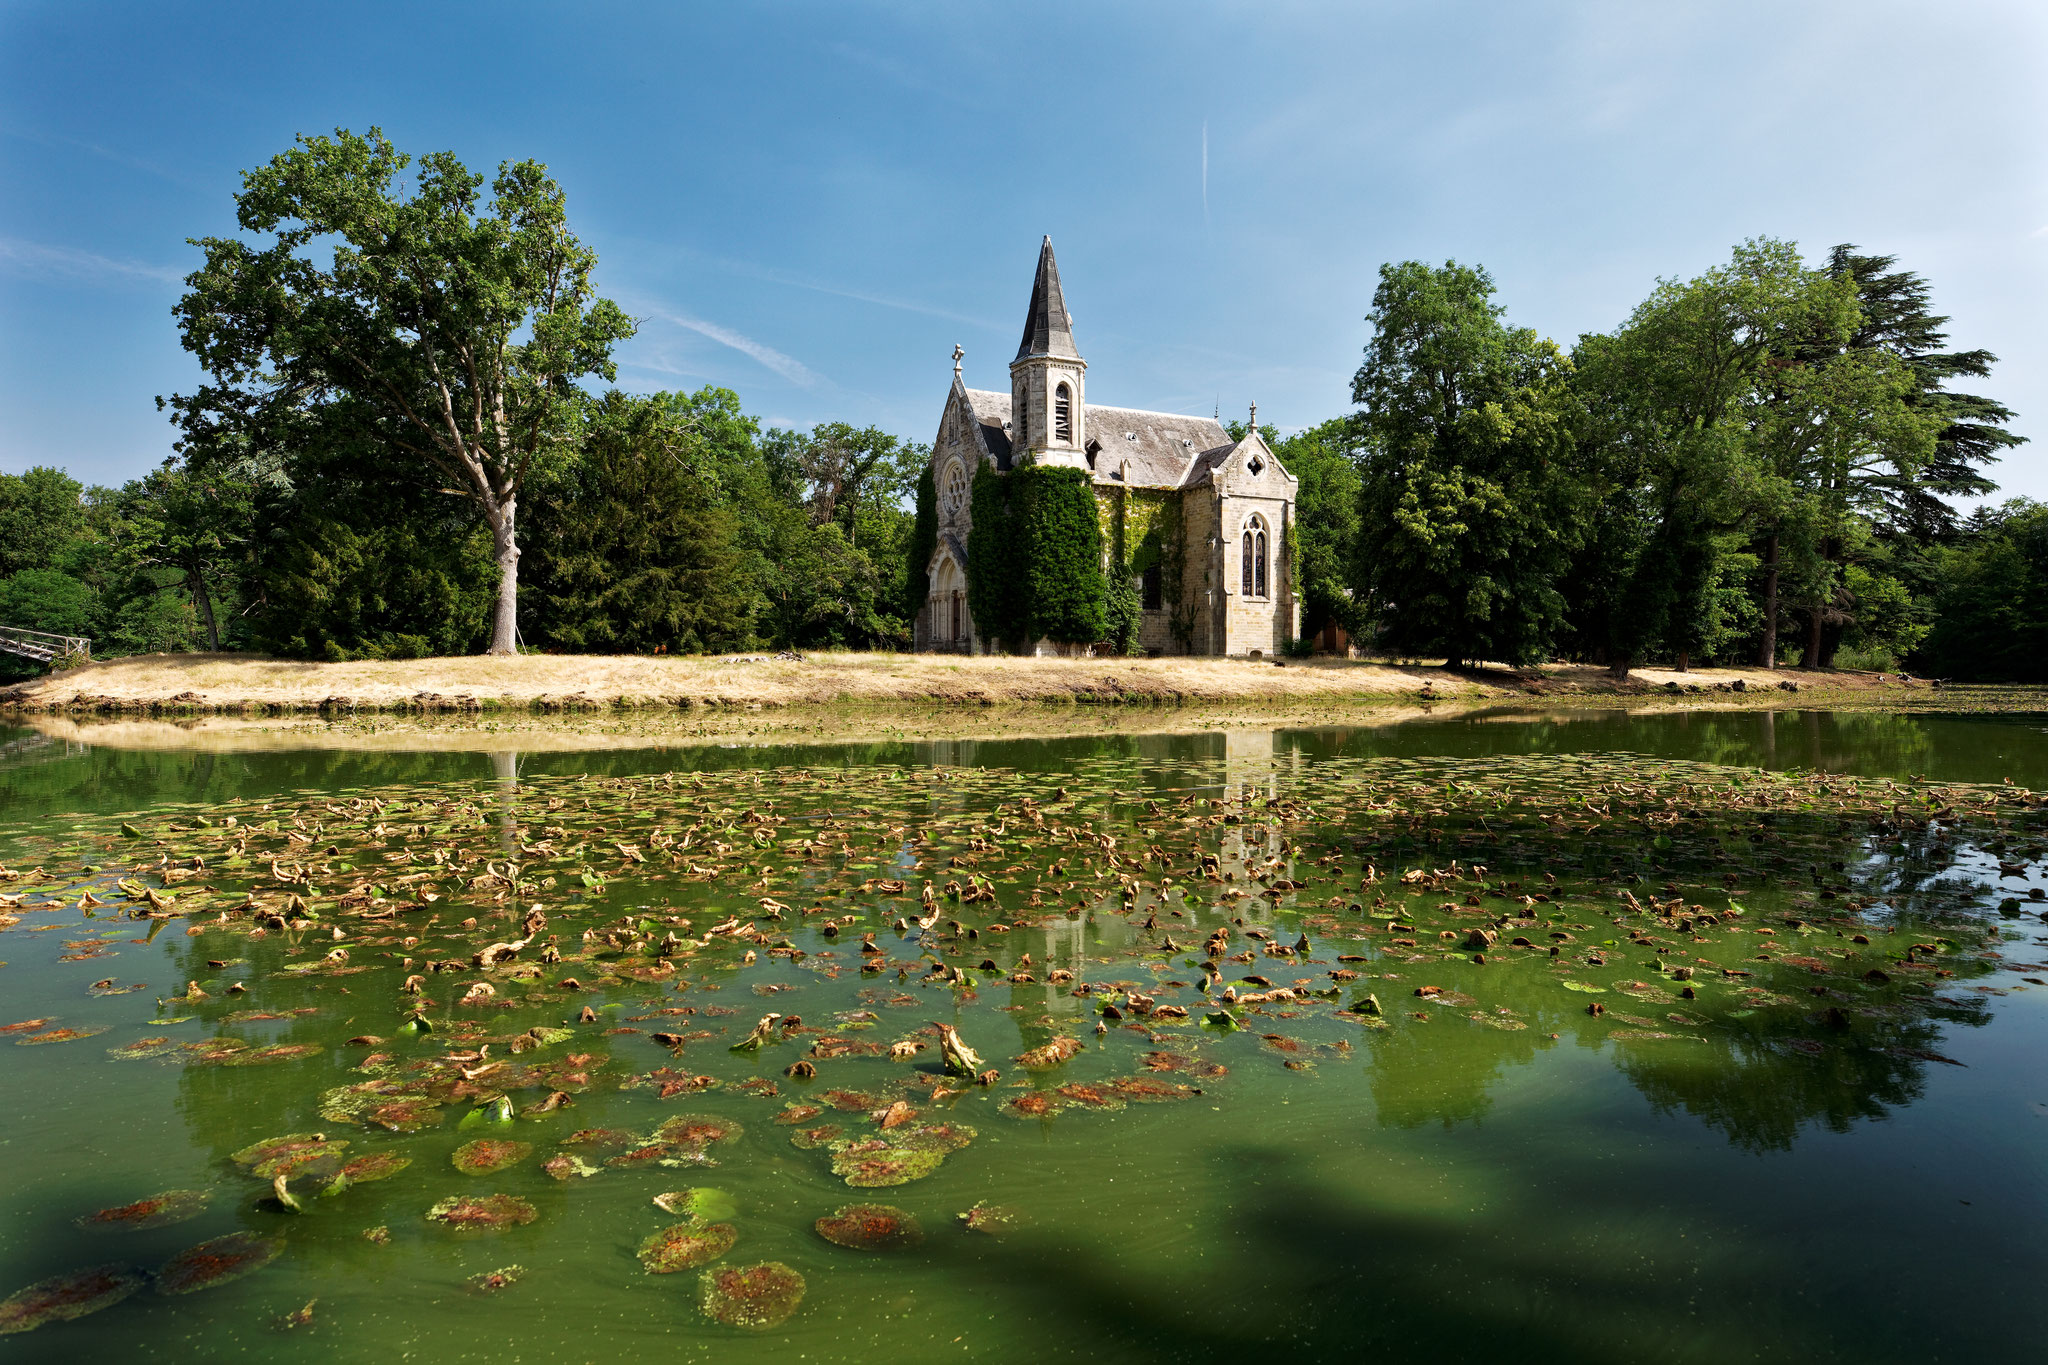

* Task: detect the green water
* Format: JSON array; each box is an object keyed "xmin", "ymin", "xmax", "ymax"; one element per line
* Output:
[{"xmin": 0, "ymin": 708, "xmax": 2043, "ymax": 1363}]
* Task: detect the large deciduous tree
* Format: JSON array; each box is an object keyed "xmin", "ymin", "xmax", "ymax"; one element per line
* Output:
[
  {"xmin": 165, "ymin": 127, "xmax": 633, "ymax": 654},
  {"xmin": 1350, "ymin": 260, "xmax": 1588, "ymax": 668}
]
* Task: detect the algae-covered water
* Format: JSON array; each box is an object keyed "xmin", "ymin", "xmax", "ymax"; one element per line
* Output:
[{"xmin": 0, "ymin": 707, "xmax": 2044, "ymax": 1363}]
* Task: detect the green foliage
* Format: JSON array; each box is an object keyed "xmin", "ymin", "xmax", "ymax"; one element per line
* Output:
[
  {"xmin": 1269, "ymin": 419, "xmax": 1364, "ymax": 635},
  {"xmin": 965, "ymin": 462, "xmax": 1018, "ymax": 650},
  {"xmin": 962, "ymin": 463, "xmax": 1104, "ymax": 649},
  {"xmin": 1917, "ymin": 501, "xmax": 2048, "ymax": 681},
  {"xmin": 0, "ymin": 468, "xmax": 88, "ymax": 579},
  {"xmin": 1015, "ymin": 465, "xmax": 1105, "ymax": 646},
  {"xmin": 0, "ymin": 569, "xmax": 98, "ymax": 638},
  {"xmin": 905, "ymin": 463, "xmax": 937, "ymax": 623},
  {"xmin": 1100, "ymin": 490, "xmax": 1141, "ymax": 655},
  {"xmin": 1351, "ymin": 260, "xmax": 1590, "ymax": 667},
  {"xmin": 760, "ymin": 522, "xmax": 903, "ymax": 650},
  {"xmin": 167, "ymin": 126, "xmax": 634, "ymax": 653},
  {"xmin": 524, "ymin": 393, "xmax": 751, "ymax": 654},
  {"xmin": 244, "ymin": 514, "xmax": 495, "ymax": 660}
]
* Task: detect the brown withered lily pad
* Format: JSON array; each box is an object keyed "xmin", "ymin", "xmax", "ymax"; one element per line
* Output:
[
  {"xmin": 451, "ymin": 1139, "xmax": 533, "ymax": 1176},
  {"xmin": 15, "ymin": 1026, "xmax": 111, "ymax": 1046},
  {"xmin": 1001, "ymin": 1091, "xmax": 1061, "ymax": 1119},
  {"xmin": 814, "ymin": 1203, "xmax": 924, "ymax": 1251},
  {"xmin": 231, "ymin": 1133, "xmax": 331, "ymax": 1171},
  {"xmin": 1107, "ymin": 1077, "xmax": 1199, "ymax": 1103},
  {"xmin": 637, "ymin": 1222, "xmax": 737, "ymax": 1273},
  {"xmin": 76, "ymin": 1188, "xmax": 211, "ymax": 1232},
  {"xmin": 698, "ymin": 1261, "xmax": 805, "ymax": 1329},
  {"xmin": 1052, "ymin": 1082, "xmax": 1126, "ymax": 1111},
  {"xmin": 154, "ymin": 1232, "xmax": 284, "ymax": 1295},
  {"xmin": 106, "ymin": 1036, "xmax": 180, "ymax": 1061},
  {"xmin": 651, "ymin": 1116, "xmax": 743, "ymax": 1151},
  {"xmin": 1016, "ymin": 1036, "xmax": 1084, "ymax": 1069},
  {"xmin": 426, "ymin": 1195, "xmax": 538, "ymax": 1231},
  {"xmin": 0, "ymin": 1264, "xmax": 146, "ymax": 1333},
  {"xmin": 821, "ymin": 1089, "xmax": 880, "ymax": 1113},
  {"xmin": 251, "ymin": 1141, "xmax": 351, "ymax": 1182},
  {"xmin": 789, "ymin": 1124, "xmax": 844, "ymax": 1150},
  {"xmin": 339, "ymin": 1152, "xmax": 412, "ymax": 1183},
  {"xmin": 827, "ymin": 1137, "xmax": 944, "ymax": 1188},
  {"xmin": 772, "ymin": 1104, "xmax": 825, "ymax": 1125}
]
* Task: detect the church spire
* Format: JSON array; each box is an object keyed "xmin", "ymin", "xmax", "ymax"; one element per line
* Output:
[{"xmin": 1015, "ymin": 236, "xmax": 1081, "ymax": 362}]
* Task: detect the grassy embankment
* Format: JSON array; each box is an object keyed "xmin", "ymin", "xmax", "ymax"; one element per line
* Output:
[{"xmin": 0, "ymin": 649, "xmax": 1932, "ymax": 715}]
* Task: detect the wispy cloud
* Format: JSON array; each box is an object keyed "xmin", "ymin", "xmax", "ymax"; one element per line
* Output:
[
  {"xmin": 0, "ymin": 236, "xmax": 185, "ymax": 286},
  {"xmin": 640, "ymin": 307, "xmax": 819, "ymax": 388}
]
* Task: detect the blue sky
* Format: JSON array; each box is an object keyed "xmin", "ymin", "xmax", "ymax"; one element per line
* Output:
[{"xmin": 4, "ymin": 0, "xmax": 2045, "ymax": 500}]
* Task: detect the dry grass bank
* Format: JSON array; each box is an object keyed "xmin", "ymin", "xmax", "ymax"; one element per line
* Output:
[{"xmin": 0, "ymin": 649, "xmax": 1930, "ymax": 717}]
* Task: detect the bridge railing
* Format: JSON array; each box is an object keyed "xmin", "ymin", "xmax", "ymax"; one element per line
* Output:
[{"xmin": 0, "ymin": 626, "xmax": 92, "ymax": 666}]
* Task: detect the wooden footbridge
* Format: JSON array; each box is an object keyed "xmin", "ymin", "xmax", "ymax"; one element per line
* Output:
[{"xmin": 0, "ymin": 626, "xmax": 90, "ymax": 666}]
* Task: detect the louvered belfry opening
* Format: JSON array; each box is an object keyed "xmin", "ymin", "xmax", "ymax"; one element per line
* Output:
[{"xmin": 1054, "ymin": 383, "xmax": 1073, "ymax": 443}]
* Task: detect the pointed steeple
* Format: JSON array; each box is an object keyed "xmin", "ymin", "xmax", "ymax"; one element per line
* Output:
[{"xmin": 1015, "ymin": 236, "xmax": 1081, "ymax": 362}]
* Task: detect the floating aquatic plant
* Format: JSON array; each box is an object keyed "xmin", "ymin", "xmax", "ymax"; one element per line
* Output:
[
  {"xmin": 0, "ymin": 1265, "xmax": 146, "ymax": 1333},
  {"xmin": 425, "ymin": 1195, "xmax": 538, "ymax": 1231},
  {"xmin": 451, "ymin": 1139, "xmax": 532, "ymax": 1175},
  {"xmin": 698, "ymin": 1261, "xmax": 805, "ymax": 1329},
  {"xmin": 154, "ymin": 1232, "xmax": 284, "ymax": 1295},
  {"xmin": 637, "ymin": 1222, "xmax": 737, "ymax": 1273},
  {"xmin": 814, "ymin": 1203, "xmax": 924, "ymax": 1251},
  {"xmin": 75, "ymin": 1188, "xmax": 210, "ymax": 1232}
]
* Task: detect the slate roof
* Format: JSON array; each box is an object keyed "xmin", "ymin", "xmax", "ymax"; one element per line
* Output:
[
  {"xmin": 962, "ymin": 390, "xmax": 1237, "ymax": 489},
  {"xmin": 962, "ymin": 389, "xmax": 1014, "ymax": 469},
  {"xmin": 1014, "ymin": 236, "xmax": 1081, "ymax": 362},
  {"xmin": 1085, "ymin": 406, "xmax": 1235, "ymax": 488}
]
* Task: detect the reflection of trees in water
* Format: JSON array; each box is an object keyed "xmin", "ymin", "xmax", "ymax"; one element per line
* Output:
[
  {"xmin": 1360, "ymin": 1013, "xmax": 1551, "ymax": 1130},
  {"xmin": 1613, "ymin": 999, "xmax": 1985, "ymax": 1153}
]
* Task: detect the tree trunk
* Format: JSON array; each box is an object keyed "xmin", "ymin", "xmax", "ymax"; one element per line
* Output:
[
  {"xmin": 487, "ymin": 499, "xmax": 520, "ymax": 655},
  {"xmin": 1674, "ymin": 650, "xmax": 1690, "ymax": 673},
  {"xmin": 1756, "ymin": 530, "xmax": 1780, "ymax": 669},
  {"xmin": 185, "ymin": 558, "xmax": 220, "ymax": 652},
  {"xmin": 1607, "ymin": 659, "xmax": 1632, "ymax": 681},
  {"xmin": 1800, "ymin": 607, "xmax": 1823, "ymax": 670}
]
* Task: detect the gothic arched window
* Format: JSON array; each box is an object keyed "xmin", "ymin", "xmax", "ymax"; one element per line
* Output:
[
  {"xmin": 1242, "ymin": 514, "xmax": 1268, "ymax": 599},
  {"xmin": 1054, "ymin": 383, "xmax": 1073, "ymax": 443},
  {"xmin": 940, "ymin": 460, "xmax": 968, "ymax": 521}
]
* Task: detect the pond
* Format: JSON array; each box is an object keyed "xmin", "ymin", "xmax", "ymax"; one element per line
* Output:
[{"xmin": 0, "ymin": 706, "xmax": 2044, "ymax": 1363}]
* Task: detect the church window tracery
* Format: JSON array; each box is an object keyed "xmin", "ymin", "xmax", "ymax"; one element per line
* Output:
[
  {"xmin": 1242, "ymin": 514, "xmax": 1268, "ymax": 599},
  {"xmin": 940, "ymin": 460, "xmax": 968, "ymax": 521}
]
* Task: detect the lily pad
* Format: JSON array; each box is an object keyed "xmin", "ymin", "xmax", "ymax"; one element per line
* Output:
[
  {"xmin": 0, "ymin": 1264, "xmax": 146, "ymax": 1333},
  {"xmin": 651, "ymin": 1115, "xmax": 744, "ymax": 1151},
  {"xmin": 699, "ymin": 1261, "xmax": 805, "ymax": 1329},
  {"xmin": 790, "ymin": 1124, "xmax": 844, "ymax": 1150},
  {"xmin": 154, "ymin": 1232, "xmax": 284, "ymax": 1295},
  {"xmin": 426, "ymin": 1195, "xmax": 538, "ymax": 1231},
  {"xmin": 637, "ymin": 1222, "xmax": 737, "ymax": 1273},
  {"xmin": 76, "ymin": 1188, "xmax": 211, "ymax": 1232},
  {"xmin": 827, "ymin": 1137, "xmax": 945, "ymax": 1188},
  {"xmin": 814, "ymin": 1203, "xmax": 924, "ymax": 1251},
  {"xmin": 339, "ymin": 1152, "xmax": 413, "ymax": 1183},
  {"xmin": 452, "ymin": 1139, "xmax": 533, "ymax": 1176}
]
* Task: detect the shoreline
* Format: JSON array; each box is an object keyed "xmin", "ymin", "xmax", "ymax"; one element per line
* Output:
[{"xmin": 0, "ymin": 650, "xmax": 1961, "ymax": 718}]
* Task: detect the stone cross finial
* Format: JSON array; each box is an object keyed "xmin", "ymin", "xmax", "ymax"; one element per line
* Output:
[
  {"xmin": 952, "ymin": 343, "xmax": 964, "ymax": 375},
  {"xmin": 1248, "ymin": 401, "xmax": 1257, "ymax": 433}
]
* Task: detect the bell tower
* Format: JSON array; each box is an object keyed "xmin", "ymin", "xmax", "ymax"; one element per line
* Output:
[{"xmin": 1009, "ymin": 237, "xmax": 1088, "ymax": 468}]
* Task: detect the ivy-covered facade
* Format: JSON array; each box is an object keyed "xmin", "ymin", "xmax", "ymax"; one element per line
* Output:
[{"xmin": 914, "ymin": 238, "xmax": 1299, "ymax": 656}]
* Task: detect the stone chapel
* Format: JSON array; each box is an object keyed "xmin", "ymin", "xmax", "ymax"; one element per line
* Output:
[{"xmin": 914, "ymin": 237, "xmax": 1298, "ymax": 657}]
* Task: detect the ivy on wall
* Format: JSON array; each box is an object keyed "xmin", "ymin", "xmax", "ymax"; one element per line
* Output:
[
  {"xmin": 965, "ymin": 460, "xmax": 1016, "ymax": 650},
  {"xmin": 904, "ymin": 462, "xmax": 937, "ymax": 623},
  {"xmin": 1157, "ymin": 494, "xmax": 1195, "ymax": 648},
  {"xmin": 1102, "ymin": 487, "xmax": 1141, "ymax": 655},
  {"xmin": 965, "ymin": 461, "xmax": 1105, "ymax": 650}
]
